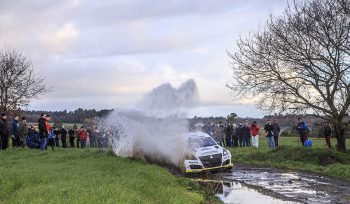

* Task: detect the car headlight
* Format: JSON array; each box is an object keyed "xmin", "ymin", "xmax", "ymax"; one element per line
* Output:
[
  {"xmin": 189, "ymin": 155, "xmax": 197, "ymax": 160},
  {"xmin": 185, "ymin": 154, "xmax": 197, "ymax": 160},
  {"xmin": 223, "ymin": 150, "xmax": 229, "ymax": 156}
]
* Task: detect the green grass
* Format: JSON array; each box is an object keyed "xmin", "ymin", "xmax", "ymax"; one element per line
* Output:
[
  {"xmin": 0, "ymin": 148, "xmax": 219, "ymax": 204},
  {"xmin": 229, "ymin": 137, "xmax": 350, "ymax": 181}
]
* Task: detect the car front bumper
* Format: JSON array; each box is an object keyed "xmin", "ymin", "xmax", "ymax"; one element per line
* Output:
[{"xmin": 185, "ymin": 163, "xmax": 233, "ymax": 173}]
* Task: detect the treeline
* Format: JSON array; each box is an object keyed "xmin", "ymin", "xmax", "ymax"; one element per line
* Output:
[
  {"xmin": 190, "ymin": 114, "xmax": 325, "ymax": 128},
  {"xmin": 24, "ymin": 108, "xmax": 114, "ymax": 123}
]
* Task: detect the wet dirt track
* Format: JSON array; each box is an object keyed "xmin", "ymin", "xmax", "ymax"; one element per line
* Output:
[{"xmin": 195, "ymin": 166, "xmax": 350, "ymax": 204}]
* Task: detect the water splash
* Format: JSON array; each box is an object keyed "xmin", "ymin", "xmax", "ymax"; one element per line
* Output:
[
  {"xmin": 140, "ymin": 79, "xmax": 199, "ymax": 117},
  {"xmin": 100, "ymin": 79, "xmax": 199, "ymax": 167}
]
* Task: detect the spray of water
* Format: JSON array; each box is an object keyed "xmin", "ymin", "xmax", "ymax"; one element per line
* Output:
[{"xmin": 100, "ymin": 79, "xmax": 199, "ymax": 167}]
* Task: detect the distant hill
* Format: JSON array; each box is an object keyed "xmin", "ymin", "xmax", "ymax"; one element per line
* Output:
[{"xmin": 23, "ymin": 108, "xmax": 114, "ymax": 124}]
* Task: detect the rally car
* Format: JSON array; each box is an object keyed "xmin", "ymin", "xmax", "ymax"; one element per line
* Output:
[{"xmin": 184, "ymin": 132, "xmax": 233, "ymax": 173}]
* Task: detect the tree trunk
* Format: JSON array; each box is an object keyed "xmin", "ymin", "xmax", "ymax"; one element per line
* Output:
[{"xmin": 333, "ymin": 118, "xmax": 347, "ymax": 152}]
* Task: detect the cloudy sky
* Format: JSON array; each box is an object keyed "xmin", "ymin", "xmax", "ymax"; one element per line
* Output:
[{"xmin": 0, "ymin": 0, "xmax": 288, "ymax": 117}]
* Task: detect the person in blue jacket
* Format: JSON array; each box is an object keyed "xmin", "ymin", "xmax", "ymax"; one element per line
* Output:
[
  {"xmin": 26, "ymin": 129, "xmax": 40, "ymax": 149},
  {"xmin": 297, "ymin": 118, "xmax": 309, "ymax": 146},
  {"xmin": 10, "ymin": 115, "xmax": 20, "ymax": 148},
  {"xmin": 48, "ymin": 128, "xmax": 55, "ymax": 151}
]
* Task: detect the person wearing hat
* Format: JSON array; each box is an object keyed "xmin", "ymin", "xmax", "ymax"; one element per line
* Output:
[{"xmin": 0, "ymin": 113, "xmax": 10, "ymax": 149}]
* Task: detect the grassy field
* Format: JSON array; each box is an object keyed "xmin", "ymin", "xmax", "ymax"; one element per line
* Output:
[
  {"xmin": 228, "ymin": 137, "xmax": 350, "ymax": 181},
  {"xmin": 0, "ymin": 148, "xmax": 219, "ymax": 204}
]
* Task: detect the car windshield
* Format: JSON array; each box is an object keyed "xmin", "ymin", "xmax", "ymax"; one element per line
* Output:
[{"xmin": 188, "ymin": 137, "xmax": 217, "ymax": 148}]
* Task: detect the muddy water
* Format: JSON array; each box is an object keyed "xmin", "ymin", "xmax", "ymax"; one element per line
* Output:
[
  {"xmin": 195, "ymin": 166, "xmax": 350, "ymax": 204},
  {"xmin": 196, "ymin": 180, "xmax": 300, "ymax": 204}
]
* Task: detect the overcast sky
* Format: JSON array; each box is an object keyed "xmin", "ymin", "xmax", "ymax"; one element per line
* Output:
[{"xmin": 0, "ymin": 0, "xmax": 288, "ymax": 118}]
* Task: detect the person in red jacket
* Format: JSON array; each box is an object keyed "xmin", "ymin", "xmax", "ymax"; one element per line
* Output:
[
  {"xmin": 250, "ymin": 121, "xmax": 260, "ymax": 148},
  {"xmin": 78, "ymin": 127, "xmax": 88, "ymax": 148},
  {"xmin": 46, "ymin": 115, "xmax": 54, "ymax": 150},
  {"xmin": 46, "ymin": 115, "xmax": 52, "ymax": 133}
]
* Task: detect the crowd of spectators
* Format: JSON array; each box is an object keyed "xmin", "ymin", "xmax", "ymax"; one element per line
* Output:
[{"xmin": 0, "ymin": 112, "xmax": 108, "ymax": 150}]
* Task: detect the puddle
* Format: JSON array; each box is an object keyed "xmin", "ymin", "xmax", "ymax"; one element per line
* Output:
[
  {"xmin": 195, "ymin": 166, "xmax": 350, "ymax": 204},
  {"xmin": 196, "ymin": 180, "xmax": 299, "ymax": 204}
]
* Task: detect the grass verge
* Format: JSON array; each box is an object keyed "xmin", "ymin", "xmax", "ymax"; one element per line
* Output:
[
  {"xmin": 0, "ymin": 148, "xmax": 220, "ymax": 204},
  {"xmin": 229, "ymin": 137, "xmax": 350, "ymax": 181}
]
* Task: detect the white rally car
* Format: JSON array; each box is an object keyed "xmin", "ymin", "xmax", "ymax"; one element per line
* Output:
[{"xmin": 184, "ymin": 132, "xmax": 233, "ymax": 173}]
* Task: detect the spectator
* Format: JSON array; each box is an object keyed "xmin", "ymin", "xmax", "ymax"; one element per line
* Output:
[
  {"xmin": 87, "ymin": 127, "xmax": 93, "ymax": 147},
  {"xmin": 61, "ymin": 126, "xmax": 68, "ymax": 148},
  {"xmin": 46, "ymin": 115, "xmax": 53, "ymax": 150},
  {"xmin": 231, "ymin": 124, "xmax": 238, "ymax": 147},
  {"xmin": 90, "ymin": 127, "xmax": 98, "ymax": 148},
  {"xmin": 213, "ymin": 122, "xmax": 225, "ymax": 146},
  {"xmin": 296, "ymin": 118, "xmax": 309, "ymax": 146},
  {"xmin": 236, "ymin": 122, "xmax": 244, "ymax": 147},
  {"xmin": 209, "ymin": 123, "xmax": 215, "ymax": 136},
  {"xmin": 26, "ymin": 128, "xmax": 40, "ymax": 149},
  {"xmin": 97, "ymin": 129, "xmax": 103, "ymax": 148},
  {"xmin": 243, "ymin": 120, "xmax": 251, "ymax": 147},
  {"xmin": 27, "ymin": 125, "xmax": 34, "ymax": 138},
  {"xmin": 68, "ymin": 127, "xmax": 75, "ymax": 147},
  {"xmin": 79, "ymin": 126, "xmax": 88, "ymax": 148},
  {"xmin": 76, "ymin": 127, "xmax": 81, "ymax": 148},
  {"xmin": 47, "ymin": 128, "xmax": 55, "ymax": 151},
  {"xmin": 53, "ymin": 128, "xmax": 60, "ymax": 147},
  {"xmin": 204, "ymin": 122, "xmax": 214, "ymax": 136},
  {"xmin": 225, "ymin": 123, "xmax": 233, "ymax": 147},
  {"xmin": 250, "ymin": 121, "xmax": 260, "ymax": 148},
  {"xmin": 0, "ymin": 113, "xmax": 9, "ymax": 149},
  {"xmin": 38, "ymin": 113, "xmax": 48, "ymax": 150},
  {"xmin": 264, "ymin": 120, "xmax": 275, "ymax": 148},
  {"xmin": 19, "ymin": 117, "xmax": 28, "ymax": 147},
  {"xmin": 323, "ymin": 123, "xmax": 332, "ymax": 148},
  {"xmin": 273, "ymin": 119, "xmax": 281, "ymax": 147},
  {"xmin": 10, "ymin": 115, "xmax": 20, "ymax": 148}
]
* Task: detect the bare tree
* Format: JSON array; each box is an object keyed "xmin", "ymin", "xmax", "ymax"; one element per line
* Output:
[
  {"xmin": 0, "ymin": 49, "xmax": 50, "ymax": 112},
  {"xmin": 228, "ymin": 0, "xmax": 350, "ymax": 152}
]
